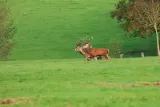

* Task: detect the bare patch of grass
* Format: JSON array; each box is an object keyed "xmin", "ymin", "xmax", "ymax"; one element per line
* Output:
[
  {"xmin": 92, "ymin": 81, "xmax": 160, "ymax": 88},
  {"xmin": 0, "ymin": 98, "xmax": 34, "ymax": 105}
]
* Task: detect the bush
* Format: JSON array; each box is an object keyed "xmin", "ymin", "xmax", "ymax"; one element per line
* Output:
[
  {"xmin": 0, "ymin": 0, "xmax": 16, "ymax": 60},
  {"xmin": 107, "ymin": 37, "xmax": 124, "ymax": 58}
]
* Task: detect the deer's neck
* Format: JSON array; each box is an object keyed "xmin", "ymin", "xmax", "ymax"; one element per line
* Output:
[{"xmin": 80, "ymin": 48, "xmax": 90, "ymax": 57}]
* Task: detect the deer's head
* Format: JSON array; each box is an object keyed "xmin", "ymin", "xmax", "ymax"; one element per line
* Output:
[
  {"xmin": 75, "ymin": 36, "xmax": 93, "ymax": 52},
  {"xmin": 75, "ymin": 39, "xmax": 83, "ymax": 51},
  {"xmin": 82, "ymin": 36, "xmax": 93, "ymax": 48}
]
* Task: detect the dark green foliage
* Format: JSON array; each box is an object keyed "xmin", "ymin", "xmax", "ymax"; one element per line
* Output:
[
  {"xmin": 0, "ymin": 0, "xmax": 16, "ymax": 60},
  {"xmin": 107, "ymin": 37, "xmax": 124, "ymax": 58},
  {"xmin": 110, "ymin": 0, "xmax": 160, "ymax": 56},
  {"xmin": 110, "ymin": 0, "xmax": 160, "ymax": 38}
]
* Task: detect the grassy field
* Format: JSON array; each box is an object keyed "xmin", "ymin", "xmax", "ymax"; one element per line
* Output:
[
  {"xmin": 7, "ymin": 0, "xmax": 157, "ymax": 60},
  {"xmin": 1, "ymin": 0, "xmax": 160, "ymax": 106},
  {"xmin": 1, "ymin": 57, "xmax": 160, "ymax": 106}
]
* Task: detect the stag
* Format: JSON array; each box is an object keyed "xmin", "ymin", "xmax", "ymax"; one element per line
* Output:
[
  {"xmin": 75, "ymin": 37, "xmax": 110, "ymax": 62},
  {"xmin": 75, "ymin": 38, "xmax": 92, "ymax": 61},
  {"xmin": 83, "ymin": 47, "xmax": 110, "ymax": 60},
  {"xmin": 75, "ymin": 44, "xmax": 92, "ymax": 61},
  {"xmin": 81, "ymin": 36, "xmax": 102, "ymax": 60},
  {"xmin": 75, "ymin": 45, "xmax": 110, "ymax": 61}
]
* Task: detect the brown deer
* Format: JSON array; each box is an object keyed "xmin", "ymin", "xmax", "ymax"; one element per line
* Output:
[
  {"xmin": 75, "ymin": 45, "xmax": 111, "ymax": 61},
  {"xmin": 75, "ymin": 43, "xmax": 93, "ymax": 61},
  {"xmin": 81, "ymin": 36, "xmax": 102, "ymax": 60},
  {"xmin": 75, "ymin": 38, "xmax": 110, "ymax": 62}
]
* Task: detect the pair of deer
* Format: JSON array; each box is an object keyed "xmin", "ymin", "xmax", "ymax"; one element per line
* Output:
[{"xmin": 74, "ymin": 37, "xmax": 111, "ymax": 62}]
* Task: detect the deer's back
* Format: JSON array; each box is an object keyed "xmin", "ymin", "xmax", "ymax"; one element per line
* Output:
[{"xmin": 84, "ymin": 48, "xmax": 108, "ymax": 56}]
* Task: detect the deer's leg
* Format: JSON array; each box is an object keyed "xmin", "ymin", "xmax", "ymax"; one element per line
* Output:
[
  {"xmin": 105, "ymin": 54, "xmax": 110, "ymax": 60},
  {"xmin": 84, "ymin": 56, "xmax": 92, "ymax": 63},
  {"xmin": 101, "ymin": 56, "xmax": 103, "ymax": 60},
  {"xmin": 94, "ymin": 57, "xmax": 98, "ymax": 61},
  {"xmin": 87, "ymin": 58, "xmax": 90, "ymax": 61},
  {"xmin": 107, "ymin": 54, "xmax": 111, "ymax": 60},
  {"xmin": 104, "ymin": 55, "xmax": 108, "ymax": 60},
  {"xmin": 84, "ymin": 57, "xmax": 88, "ymax": 63},
  {"xmin": 97, "ymin": 56, "xmax": 103, "ymax": 60}
]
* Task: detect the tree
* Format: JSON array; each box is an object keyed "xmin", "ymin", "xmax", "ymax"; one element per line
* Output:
[
  {"xmin": 110, "ymin": 0, "xmax": 160, "ymax": 56},
  {"xmin": 0, "ymin": 0, "xmax": 16, "ymax": 60}
]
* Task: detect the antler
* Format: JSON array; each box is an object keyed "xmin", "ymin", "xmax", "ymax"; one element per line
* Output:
[
  {"xmin": 85, "ymin": 36, "xmax": 93, "ymax": 44},
  {"xmin": 77, "ymin": 36, "xmax": 93, "ymax": 46},
  {"xmin": 76, "ymin": 38, "xmax": 84, "ymax": 46},
  {"xmin": 88, "ymin": 36, "xmax": 93, "ymax": 43},
  {"xmin": 76, "ymin": 40, "xmax": 81, "ymax": 46},
  {"xmin": 81, "ymin": 38, "xmax": 85, "ymax": 44}
]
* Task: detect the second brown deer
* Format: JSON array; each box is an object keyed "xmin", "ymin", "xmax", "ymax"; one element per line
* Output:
[{"xmin": 75, "ymin": 37, "xmax": 110, "ymax": 62}]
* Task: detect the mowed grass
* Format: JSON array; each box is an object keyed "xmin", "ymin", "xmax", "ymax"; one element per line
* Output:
[
  {"xmin": 8, "ymin": 0, "xmax": 157, "ymax": 60},
  {"xmin": 1, "ymin": 0, "xmax": 160, "ymax": 106},
  {"xmin": 1, "ymin": 57, "xmax": 160, "ymax": 107}
]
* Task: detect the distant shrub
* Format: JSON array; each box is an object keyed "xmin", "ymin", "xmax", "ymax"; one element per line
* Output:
[
  {"xmin": 0, "ymin": 0, "xmax": 16, "ymax": 60},
  {"xmin": 107, "ymin": 37, "xmax": 124, "ymax": 58}
]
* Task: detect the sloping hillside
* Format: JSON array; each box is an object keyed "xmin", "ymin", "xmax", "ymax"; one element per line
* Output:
[{"xmin": 8, "ymin": 0, "xmax": 156, "ymax": 60}]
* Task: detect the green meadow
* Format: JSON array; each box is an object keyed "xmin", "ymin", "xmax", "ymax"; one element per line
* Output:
[
  {"xmin": 1, "ymin": 57, "xmax": 160, "ymax": 107},
  {"xmin": 0, "ymin": 0, "xmax": 160, "ymax": 106}
]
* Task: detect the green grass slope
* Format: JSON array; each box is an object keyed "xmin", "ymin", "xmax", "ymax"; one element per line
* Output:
[
  {"xmin": 8, "ymin": 0, "xmax": 157, "ymax": 60},
  {"xmin": 1, "ymin": 57, "xmax": 160, "ymax": 106}
]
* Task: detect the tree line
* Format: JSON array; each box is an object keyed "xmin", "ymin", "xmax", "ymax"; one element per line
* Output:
[{"xmin": 110, "ymin": 0, "xmax": 160, "ymax": 56}]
